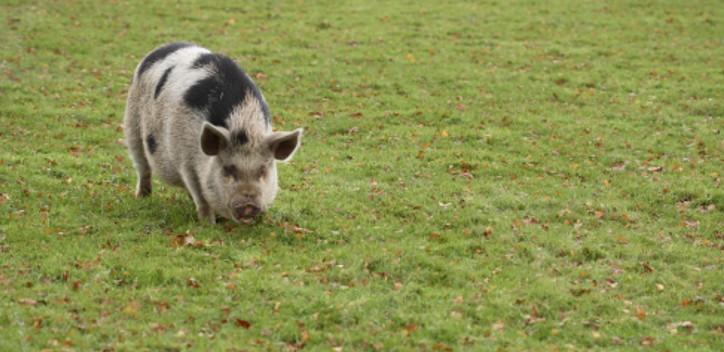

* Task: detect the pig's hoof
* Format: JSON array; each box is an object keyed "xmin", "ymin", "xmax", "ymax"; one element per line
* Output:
[
  {"xmin": 197, "ymin": 207, "xmax": 215, "ymax": 224},
  {"xmin": 135, "ymin": 187, "xmax": 151, "ymax": 198},
  {"xmin": 136, "ymin": 180, "xmax": 152, "ymax": 197}
]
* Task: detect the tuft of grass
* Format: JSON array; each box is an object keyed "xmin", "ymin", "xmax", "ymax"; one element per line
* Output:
[{"xmin": 1, "ymin": 0, "xmax": 722, "ymax": 350}]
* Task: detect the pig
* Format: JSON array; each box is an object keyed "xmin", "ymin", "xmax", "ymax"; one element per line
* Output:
[{"xmin": 123, "ymin": 42, "xmax": 302, "ymax": 224}]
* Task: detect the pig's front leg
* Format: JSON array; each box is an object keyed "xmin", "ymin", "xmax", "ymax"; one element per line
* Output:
[{"xmin": 181, "ymin": 169, "xmax": 216, "ymax": 224}]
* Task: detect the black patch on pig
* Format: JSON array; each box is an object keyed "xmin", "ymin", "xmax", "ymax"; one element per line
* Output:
[
  {"xmin": 232, "ymin": 129, "xmax": 248, "ymax": 146},
  {"xmin": 191, "ymin": 53, "xmax": 215, "ymax": 69},
  {"xmin": 137, "ymin": 42, "xmax": 191, "ymax": 78},
  {"xmin": 146, "ymin": 134, "xmax": 157, "ymax": 154},
  {"xmin": 154, "ymin": 66, "xmax": 174, "ymax": 99},
  {"xmin": 222, "ymin": 165, "xmax": 240, "ymax": 181},
  {"xmin": 185, "ymin": 53, "xmax": 271, "ymax": 127}
]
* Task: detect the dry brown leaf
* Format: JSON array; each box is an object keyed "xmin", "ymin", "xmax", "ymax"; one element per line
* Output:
[
  {"xmin": 636, "ymin": 307, "xmax": 646, "ymax": 320},
  {"xmin": 235, "ymin": 319, "xmax": 251, "ymax": 329},
  {"xmin": 18, "ymin": 298, "xmax": 37, "ymax": 306},
  {"xmin": 187, "ymin": 278, "xmax": 200, "ymax": 289},
  {"xmin": 640, "ymin": 336, "xmax": 654, "ymax": 346},
  {"xmin": 123, "ymin": 300, "xmax": 141, "ymax": 316},
  {"xmin": 492, "ymin": 321, "xmax": 505, "ymax": 332},
  {"xmin": 403, "ymin": 323, "xmax": 417, "ymax": 336},
  {"xmin": 668, "ymin": 321, "xmax": 694, "ymax": 333}
]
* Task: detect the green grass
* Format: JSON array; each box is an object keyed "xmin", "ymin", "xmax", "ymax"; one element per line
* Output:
[{"xmin": 1, "ymin": 0, "xmax": 722, "ymax": 350}]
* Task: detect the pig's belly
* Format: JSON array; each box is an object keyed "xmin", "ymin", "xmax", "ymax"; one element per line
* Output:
[{"xmin": 147, "ymin": 154, "xmax": 185, "ymax": 187}]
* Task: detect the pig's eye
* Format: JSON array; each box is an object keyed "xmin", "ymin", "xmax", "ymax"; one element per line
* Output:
[
  {"xmin": 257, "ymin": 166, "xmax": 267, "ymax": 180},
  {"xmin": 222, "ymin": 165, "xmax": 239, "ymax": 180}
]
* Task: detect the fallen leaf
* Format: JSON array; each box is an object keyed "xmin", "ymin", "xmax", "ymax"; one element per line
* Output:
[
  {"xmin": 636, "ymin": 307, "xmax": 646, "ymax": 320},
  {"xmin": 18, "ymin": 298, "xmax": 37, "ymax": 306},
  {"xmin": 440, "ymin": 130, "xmax": 449, "ymax": 137},
  {"xmin": 698, "ymin": 204, "xmax": 715, "ymax": 213},
  {"xmin": 254, "ymin": 72, "xmax": 267, "ymax": 81},
  {"xmin": 647, "ymin": 166, "xmax": 663, "ymax": 173},
  {"xmin": 594, "ymin": 210, "xmax": 605, "ymax": 219},
  {"xmin": 123, "ymin": 300, "xmax": 141, "ymax": 316},
  {"xmin": 640, "ymin": 336, "xmax": 655, "ymax": 346},
  {"xmin": 234, "ymin": 319, "xmax": 251, "ymax": 329},
  {"xmin": 667, "ymin": 321, "xmax": 694, "ymax": 334},
  {"xmin": 187, "ymin": 278, "xmax": 200, "ymax": 289},
  {"xmin": 610, "ymin": 162, "xmax": 626, "ymax": 172},
  {"xmin": 492, "ymin": 321, "xmax": 505, "ymax": 332},
  {"xmin": 432, "ymin": 342, "xmax": 453, "ymax": 351},
  {"xmin": 150, "ymin": 322, "xmax": 168, "ymax": 332},
  {"xmin": 522, "ymin": 216, "xmax": 539, "ymax": 225},
  {"xmin": 641, "ymin": 262, "xmax": 654, "ymax": 273},
  {"xmin": 403, "ymin": 323, "xmax": 417, "ymax": 336},
  {"xmin": 404, "ymin": 53, "xmax": 416, "ymax": 63}
]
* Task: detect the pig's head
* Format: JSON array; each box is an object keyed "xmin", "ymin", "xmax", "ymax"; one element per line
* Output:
[{"xmin": 199, "ymin": 122, "xmax": 302, "ymax": 224}]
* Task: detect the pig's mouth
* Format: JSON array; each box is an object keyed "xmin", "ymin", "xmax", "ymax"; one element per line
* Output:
[
  {"xmin": 232, "ymin": 204, "xmax": 261, "ymax": 225},
  {"xmin": 239, "ymin": 218, "xmax": 255, "ymax": 225}
]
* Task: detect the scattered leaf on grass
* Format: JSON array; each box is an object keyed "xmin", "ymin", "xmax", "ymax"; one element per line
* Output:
[
  {"xmin": 123, "ymin": 300, "xmax": 141, "ymax": 316},
  {"xmin": 254, "ymin": 72, "xmax": 267, "ymax": 81},
  {"xmin": 640, "ymin": 336, "xmax": 655, "ymax": 346},
  {"xmin": 698, "ymin": 204, "xmax": 715, "ymax": 213},
  {"xmin": 667, "ymin": 321, "xmax": 694, "ymax": 334},
  {"xmin": 150, "ymin": 322, "xmax": 169, "ymax": 332},
  {"xmin": 403, "ymin": 323, "xmax": 417, "ymax": 336},
  {"xmin": 641, "ymin": 262, "xmax": 654, "ymax": 273},
  {"xmin": 636, "ymin": 307, "xmax": 646, "ymax": 320},
  {"xmin": 18, "ymin": 298, "xmax": 37, "ymax": 306},
  {"xmin": 234, "ymin": 319, "xmax": 251, "ymax": 329},
  {"xmin": 187, "ymin": 278, "xmax": 200, "ymax": 289}
]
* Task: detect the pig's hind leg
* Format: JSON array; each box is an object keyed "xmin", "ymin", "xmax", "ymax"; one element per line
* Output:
[{"xmin": 123, "ymin": 97, "xmax": 152, "ymax": 197}]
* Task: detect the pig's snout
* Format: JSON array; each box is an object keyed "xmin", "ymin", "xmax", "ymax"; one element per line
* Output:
[{"xmin": 232, "ymin": 203, "xmax": 260, "ymax": 224}]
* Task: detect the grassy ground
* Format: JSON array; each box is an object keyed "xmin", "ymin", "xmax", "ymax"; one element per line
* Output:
[{"xmin": 1, "ymin": 0, "xmax": 722, "ymax": 350}]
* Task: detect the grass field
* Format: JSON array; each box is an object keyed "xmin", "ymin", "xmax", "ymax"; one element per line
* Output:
[{"xmin": 1, "ymin": 0, "xmax": 722, "ymax": 350}]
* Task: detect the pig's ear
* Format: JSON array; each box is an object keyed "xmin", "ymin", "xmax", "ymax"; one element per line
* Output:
[
  {"xmin": 265, "ymin": 128, "xmax": 303, "ymax": 162},
  {"xmin": 200, "ymin": 122, "xmax": 230, "ymax": 156}
]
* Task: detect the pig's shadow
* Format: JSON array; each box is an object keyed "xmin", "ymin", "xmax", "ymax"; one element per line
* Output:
[{"xmin": 120, "ymin": 186, "xmax": 289, "ymax": 242}]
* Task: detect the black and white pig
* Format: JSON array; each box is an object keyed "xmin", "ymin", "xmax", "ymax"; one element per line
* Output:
[{"xmin": 123, "ymin": 43, "xmax": 302, "ymax": 224}]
